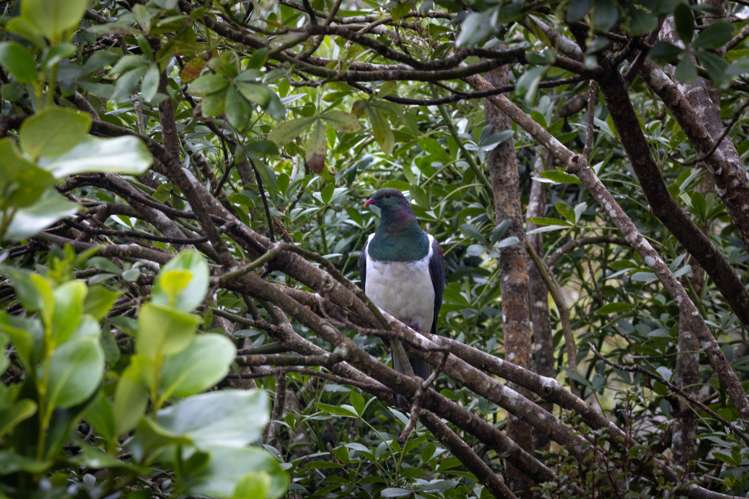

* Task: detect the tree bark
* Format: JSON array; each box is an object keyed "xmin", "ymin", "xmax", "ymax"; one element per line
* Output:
[
  {"xmin": 526, "ymin": 153, "xmax": 554, "ymax": 450},
  {"xmin": 597, "ymin": 70, "xmax": 749, "ymax": 327},
  {"xmin": 465, "ymin": 73, "xmax": 749, "ymax": 421},
  {"xmin": 485, "ymin": 66, "xmax": 535, "ymax": 495}
]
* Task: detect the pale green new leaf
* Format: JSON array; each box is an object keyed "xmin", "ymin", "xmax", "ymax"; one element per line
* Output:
[{"xmin": 151, "ymin": 250, "xmax": 209, "ymax": 312}]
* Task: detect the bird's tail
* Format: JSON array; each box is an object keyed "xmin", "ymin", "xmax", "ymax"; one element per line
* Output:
[
  {"xmin": 390, "ymin": 338, "xmax": 431, "ymax": 379},
  {"xmin": 408, "ymin": 355, "xmax": 431, "ymax": 379}
]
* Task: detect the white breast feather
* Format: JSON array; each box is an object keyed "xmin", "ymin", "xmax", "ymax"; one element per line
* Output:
[{"xmin": 364, "ymin": 234, "xmax": 435, "ymax": 333}]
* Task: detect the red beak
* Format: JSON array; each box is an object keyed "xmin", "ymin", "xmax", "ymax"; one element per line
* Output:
[{"xmin": 363, "ymin": 198, "xmax": 374, "ymax": 208}]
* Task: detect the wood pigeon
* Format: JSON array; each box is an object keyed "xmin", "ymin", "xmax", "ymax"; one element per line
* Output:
[{"xmin": 359, "ymin": 189, "xmax": 445, "ymax": 378}]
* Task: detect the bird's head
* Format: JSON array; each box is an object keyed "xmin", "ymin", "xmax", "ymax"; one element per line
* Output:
[{"xmin": 364, "ymin": 189, "xmax": 416, "ymax": 228}]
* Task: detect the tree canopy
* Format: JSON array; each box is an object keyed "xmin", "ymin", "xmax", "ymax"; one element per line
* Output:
[{"xmin": 1, "ymin": 0, "xmax": 749, "ymax": 497}]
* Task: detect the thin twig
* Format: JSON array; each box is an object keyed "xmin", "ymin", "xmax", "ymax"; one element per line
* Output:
[
  {"xmin": 399, "ymin": 352, "xmax": 448, "ymax": 443},
  {"xmin": 525, "ymin": 239, "xmax": 577, "ymax": 370},
  {"xmin": 590, "ymin": 347, "xmax": 749, "ymax": 447}
]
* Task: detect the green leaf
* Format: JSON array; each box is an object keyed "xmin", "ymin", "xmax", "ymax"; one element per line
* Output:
[
  {"xmin": 516, "ymin": 66, "xmax": 547, "ymax": 104},
  {"xmin": 141, "ymin": 63, "xmax": 160, "ymax": 102},
  {"xmin": 697, "ymin": 50, "xmax": 729, "ymax": 83},
  {"xmin": 38, "ymin": 136, "xmax": 153, "ymax": 178},
  {"xmin": 46, "ymin": 337, "xmax": 105, "ymax": 411},
  {"xmin": 188, "ymin": 446, "xmax": 287, "ymax": 499},
  {"xmin": 152, "ymin": 389, "xmax": 269, "ymax": 448},
  {"xmin": 304, "ymin": 119, "xmax": 327, "ymax": 169},
  {"xmin": 265, "ymin": 93, "xmax": 285, "ymax": 120},
  {"xmin": 136, "ymin": 303, "xmax": 201, "ymax": 358},
  {"xmin": 111, "ymin": 66, "xmax": 147, "ymax": 102},
  {"xmin": 627, "ymin": 6, "xmax": 657, "ymax": 36},
  {"xmin": 114, "ymin": 357, "xmax": 149, "ymax": 435},
  {"xmin": 0, "ymin": 335, "xmax": 7, "ymax": 375},
  {"xmin": 159, "ymin": 334, "xmax": 236, "ymax": 400},
  {"xmin": 4, "ymin": 190, "xmax": 78, "ymax": 241},
  {"xmin": 161, "ymin": 332, "xmax": 225, "ymax": 380},
  {"xmin": 83, "ymin": 392, "xmax": 116, "ymax": 444},
  {"xmin": 381, "ymin": 488, "xmax": 412, "ymax": 497},
  {"xmin": 6, "ymin": 17, "xmax": 46, "ymax": 48},
  {"xmin": 236, "ymin": 81, "xmax": 272, "ymax": 107},
  {"xmin": 0, "ymin": 399, "xmax": 37, "ymax": 438},
  {"xmin": 267, "ymin": 117, "xmax": 316, "ymax": 145},
  {"xmin": 110, "ymin": 54, "xmax": 148, "ymax": 76},
  {"xmin": 566, "ymin": 0, "xmax": 592, "ymax": 22},
  {"xmin": 536, "ymin": 168, "xmax": 581, "ymax": 185},
  {"xmin": 694, "ymin": 22, "xmax": 733, "ymax": 50},
  {"xmin": 674, "ymin": 3, "xmax": 694, "ymax": 44},
  {"xmin": 19, "ymin": 107, "xmax": 91, "ymax": 161},
  {"xmin": 226, "ymin": 85, "xmax": 252, "ymax": 131},
  {"xmin": 201, "ymin": 91, "xmax": 226, "ymax": 117},
  {"xmin": 367, "ymin": 105, "xmax": 394, "ymax": 154},
  {"xmin": 321, "ymin": 111, "xmax": 361, "ymax": 133},
  {"xmin": 456, "ymin": 11, "xmax": 493, "ymax": 48},
  {"xmin": 84, "ymin": 285, "xmax": 121, "ymax": 320},
  {"xmin": 317, "ymin": 402, "xmax": 359, "ymax": 418},
  {"xmin": 151, "ymin": 250, "xmax": 209, "ymax": 312},
  {"xmin": 0, "ymin": 450, "xmax": 49, "ymax": 475},
  {"xmin": 649, "ymin": 41, "xmax": 682, "ymax": 64},
  {"xmin": 0, "ymin": 138, "xmax": 55, "ymax": 208},
  {"xmin": 0, "ymin": 312, "xmax": 35, "ymax": 370},
  {"xmin": 592, "ymin": 0, "xmax": 618, "ymax": 31},
  {"xmin": 0, "ymin": 42, "xmax": 36, "ymax": 83},
  {"xmin": 188, "ymin": 73, "xmax": 229, "ymax": 96},
  {"xmin": 51, "ymin": 280, "xmax": 87, "ymax": 345},
  {"xmin": 21, "ymin": 0, "xmax": 88, "ymax": 41},
  {"xmin": 674, "ymin": 56, "xmax": 697, "ymax": 83},
  {"xmin": 233, "ymin": 471, "xmax": 271, "ymax": 499}
]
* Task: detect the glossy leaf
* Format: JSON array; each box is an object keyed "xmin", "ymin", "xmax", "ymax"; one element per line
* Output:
[
  {"xmin": 38, "ymin": 136, "xmax": 153, "ymax": 178},
  {"xmin": 151, "ymin": 389, "xmax": 269, "ymax": 448},
  {"xmin": 0, "ymin": 399, "xmax": 37, "ymax": 438},
  {"xmin": 46, "ymin": 337, "xmax": 105, "ymax": 410},
  {"xmin": 113, "ymin": 358, "xmax": 149, "ymax": 436},
  {"xmin": 188, "ymin": 447, "xmax": 287, "ymax": 499},
  {"xmin": 159, "ymin": 334, "xmax": 236, "ymax": 400},
  {"xmin": 19, "ymin": 107, "xmax": 91, "ymax": 161},
  {"xmin": 694, "ymin": 22, "xmax": 733, "ymax": 50},
  {"xmin": 0, "ymin": 42, "xmax": 36, "ymax": 83},
  {"xmin": 3, "ymin": 190, "xmax": 78, "ymax": 241},
  {"xmin": 136, "ymin": 303, "xmax": 201, "ymax": 358},
  {"xmin": 674, "ymin": 3, "xmax": 694, "ymax": 44},
  {"xmin": 188, "ymin": 73, "xmax": 229, "ymax": 96},
  {"xmin": 51, "ymin": 280, "xmax": 87, "ymax": 345},
  {"xmin": 21, "ymin": 0, "xmax": 88, "ymax": 41},
  {"xmin": 0, "ymin": 138, "xmax": 55, "ymax": 208},
  {"xmin": 151, "ymin": 250, "xmax": 209, "ymax": 312}
]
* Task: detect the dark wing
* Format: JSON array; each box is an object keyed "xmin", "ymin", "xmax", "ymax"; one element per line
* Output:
[
  {"xmin": 358, "ymin": 239, "xmax": 368, "ymax": 291},
  {"xmin": 428, "ymin": 236, "xmax": 446, "ymax": 335}
]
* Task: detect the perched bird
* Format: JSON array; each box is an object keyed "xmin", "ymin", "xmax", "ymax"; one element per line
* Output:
[{"xmin": 359, "ymin": 189, "xmax": 445, "ymax": 378}]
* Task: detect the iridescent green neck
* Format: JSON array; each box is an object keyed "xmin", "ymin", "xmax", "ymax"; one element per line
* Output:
[{"xmin": 369, "ymin": 220, "xmax": 429, "ymax": 262}]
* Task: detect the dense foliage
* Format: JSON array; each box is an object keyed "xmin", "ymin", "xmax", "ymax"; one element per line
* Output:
[{"xmin": 1, "ymin": 0, "xmax": 749, "ymax": 497}]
